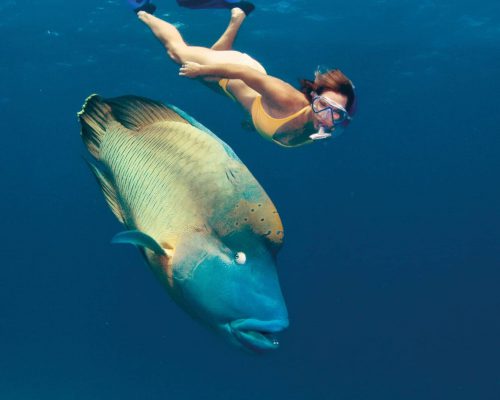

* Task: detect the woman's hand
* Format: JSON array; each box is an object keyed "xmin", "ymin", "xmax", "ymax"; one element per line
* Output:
[{"xmin": 179, "ymin": 61, "xmax": 204, "ymax": 78}]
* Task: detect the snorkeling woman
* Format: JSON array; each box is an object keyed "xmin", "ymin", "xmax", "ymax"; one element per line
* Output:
[{"xmin": 137, "ymin": 7, "xmax": 356, "ymax": 148}]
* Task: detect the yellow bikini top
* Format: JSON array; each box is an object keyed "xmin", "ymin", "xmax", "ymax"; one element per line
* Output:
[{"xmin": 250, "ymin": 96, "xmax": 310, "ymax": 144}]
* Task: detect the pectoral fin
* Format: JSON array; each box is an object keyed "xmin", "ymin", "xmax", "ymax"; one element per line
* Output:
[
  {"xmin": 112, "ymin": 230, "xmax": 166, "ymax": 255},
  {"xmin": 113, "ymin": 230, "xmax": 176, "ymax": 287}
]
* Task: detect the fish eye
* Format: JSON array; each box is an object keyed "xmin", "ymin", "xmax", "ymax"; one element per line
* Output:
[{"xmin": 235, "ymin": 251, "xmax": 247, "ymax": 265}]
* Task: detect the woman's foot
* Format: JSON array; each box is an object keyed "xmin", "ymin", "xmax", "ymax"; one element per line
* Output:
[
  {"xmin": 137, "ymin": 10, "xmax": 151, "ymax": 23},
  {"xmin": 227, "ymin": 1, "xmax": 255, "ymax": 16},
  {"xmin": 211, "ymin": 7, "xmax": 246, "ymax": 50},
  {"xmin": 137, "ymin": 10, "xmax": 161, "ymax": 27},
  {"xmin": 230, "ymin": 7, "xmax": 247, "ymax": 25}
]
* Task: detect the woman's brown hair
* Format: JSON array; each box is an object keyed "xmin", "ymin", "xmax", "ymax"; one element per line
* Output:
[{"xmin": 300, "ymin": 68, "xmax": 356, "ymax": 114}]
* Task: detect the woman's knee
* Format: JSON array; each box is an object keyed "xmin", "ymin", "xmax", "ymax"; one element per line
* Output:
[{"xmin": 167, "ymin": 44, "xmax": 188, "ymax": 64}]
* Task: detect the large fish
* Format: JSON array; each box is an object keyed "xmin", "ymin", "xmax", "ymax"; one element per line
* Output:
[{"xmin": 78, "ymin": 95, "xmax": 288, "ymax": 352}]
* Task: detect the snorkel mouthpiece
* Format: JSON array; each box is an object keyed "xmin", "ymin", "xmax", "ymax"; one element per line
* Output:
[{"xmin": 309, "ymin": 126, "xmax": 332, "ymax": 141}]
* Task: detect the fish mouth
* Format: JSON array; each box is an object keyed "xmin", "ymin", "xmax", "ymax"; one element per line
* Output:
[{"xmin": 228, "ymin": 318, "xmax": 289, "ymax": 352}]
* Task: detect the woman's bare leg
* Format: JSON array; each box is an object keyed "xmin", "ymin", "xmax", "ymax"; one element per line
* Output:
[
  {"xmin": 137, "ymin": 11, "xmax": 189, "ymax": 63},
  {"xmin": 211, "ymin": 8, "xmax": 246, "ymax": 51},
  {"xmin": 138, "ymin": 11, "xmax": 261, "ymax": 68}
]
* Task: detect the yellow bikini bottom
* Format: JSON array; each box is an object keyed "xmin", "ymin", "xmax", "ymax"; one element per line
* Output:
[{"xmin": 218, "ymin": 79, "xmax": 237, "ymax": 102}]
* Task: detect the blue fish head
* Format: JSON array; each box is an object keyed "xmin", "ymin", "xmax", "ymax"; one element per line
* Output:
[{"xmin": 172, "ymin": 230, "xmax": 289, "ymax": 352}]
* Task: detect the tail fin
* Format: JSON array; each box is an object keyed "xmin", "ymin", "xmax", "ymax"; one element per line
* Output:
[{"xmin": 78, "ymin": 94, "xmax": 114, "ymax": 159}]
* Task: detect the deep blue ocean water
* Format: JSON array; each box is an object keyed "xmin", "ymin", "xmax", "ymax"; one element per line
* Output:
[{"xmin": 1, "ymin": 0, "xmax": 499, "ymax": 398}]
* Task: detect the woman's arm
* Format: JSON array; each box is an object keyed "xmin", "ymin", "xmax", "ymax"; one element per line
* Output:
[{"xmin": 179, "ymin": 62, "xmax": 303, "ymax": 108}]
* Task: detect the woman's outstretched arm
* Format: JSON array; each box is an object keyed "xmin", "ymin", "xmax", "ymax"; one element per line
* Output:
[{"xmin": 180, "ymin": 62, "xmax": 304, "ymax": 108}]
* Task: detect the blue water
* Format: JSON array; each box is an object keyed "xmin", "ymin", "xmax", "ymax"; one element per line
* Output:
[{"xmin": 1, "ymin": 0, "xmax": 499, "ymax": 398}]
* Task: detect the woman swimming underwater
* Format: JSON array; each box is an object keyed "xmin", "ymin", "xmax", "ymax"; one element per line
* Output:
[{"xmin": 137, "ymin": 6, "xmax": 356, "ymax": 147}]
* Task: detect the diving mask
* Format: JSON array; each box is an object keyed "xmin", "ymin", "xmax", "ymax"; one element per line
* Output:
[{"xmin": 311, "ymin": 96, "xmax": 351, "ymax": 126}]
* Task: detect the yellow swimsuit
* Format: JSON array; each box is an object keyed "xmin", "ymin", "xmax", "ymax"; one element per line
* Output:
[
  {"xmin": 219, "ymin": 79, "xmax": 311, "ymax": 146},
  {"xmin": 250, "ymin": 96, "xmax": 310, "ymax": 143}
]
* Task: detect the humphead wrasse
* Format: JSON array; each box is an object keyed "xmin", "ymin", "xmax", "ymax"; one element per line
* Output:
[{"xmin": 78, "ymin": 95, "xmax": 288, "ymax": 352}]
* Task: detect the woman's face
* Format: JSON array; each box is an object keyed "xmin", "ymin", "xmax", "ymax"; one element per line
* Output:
[{"xmin": 311, "ymin": 90, "xmax": 348, "ymax": 130}]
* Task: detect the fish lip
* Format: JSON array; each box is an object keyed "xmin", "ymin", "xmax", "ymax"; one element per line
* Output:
[{"xmin": 228, "ymin": 319, "xmax": 289, "ymax": 352}]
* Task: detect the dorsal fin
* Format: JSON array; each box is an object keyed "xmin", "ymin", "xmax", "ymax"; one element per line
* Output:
[
  {"xmin": 79, "ymin": 94, "xmax": 243, "ymax": 163},
  {"xmin": 106, "ymin": 95, "xmax": 189, "ymax": 130},
  {"xmin": 85, "ymin": 160, "xmax": 126, "ymax": 224}
]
